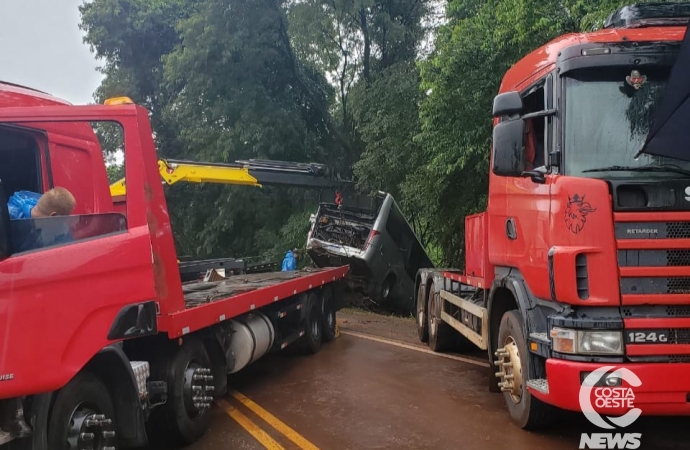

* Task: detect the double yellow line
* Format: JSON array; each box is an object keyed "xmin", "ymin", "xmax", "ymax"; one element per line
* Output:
[{"xmin": 217, "ymin": 390, "xmax": 320, "ymax": 450}]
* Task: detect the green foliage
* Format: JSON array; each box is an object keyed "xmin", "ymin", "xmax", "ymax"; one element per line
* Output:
[{"xmin": 80, "ymin": 0, "xmax": 676, "ymax": 268}]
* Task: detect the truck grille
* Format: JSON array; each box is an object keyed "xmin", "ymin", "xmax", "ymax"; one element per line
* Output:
[
  {"xmin": 667, "ymin": 222, "xmax": 690, "ymax": 239},
  {"xmin": 618, "ymin": 249, "xmax": 690, "ymax": 266},
  {"xmin": 622, "ymin": 305, "xmax": 690, "ymax": 317},
  {"xmin": 616, "ymin": 216, "xmax": 690, "ymax": 358}
]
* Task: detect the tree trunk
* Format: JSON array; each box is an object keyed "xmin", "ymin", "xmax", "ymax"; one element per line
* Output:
[{"xmin": 360, "ymin": 8, "xmax": 370, "ymax": 82}]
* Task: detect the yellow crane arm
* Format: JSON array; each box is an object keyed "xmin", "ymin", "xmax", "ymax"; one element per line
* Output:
[{"xmin": 110, "ymin": 159, "xmax": 262, "ymax": 197}]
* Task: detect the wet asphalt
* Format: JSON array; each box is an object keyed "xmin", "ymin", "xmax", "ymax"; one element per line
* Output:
[{"xmin": 178, "ymin": 319, "xmax": 690, "ymax": 450}]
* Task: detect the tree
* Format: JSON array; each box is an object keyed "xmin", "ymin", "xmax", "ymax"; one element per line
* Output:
[{"xmin": 80, "ymin": 0, "xmax": 339, "ymax": 259}]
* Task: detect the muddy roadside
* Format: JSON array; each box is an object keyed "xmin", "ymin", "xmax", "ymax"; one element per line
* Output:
[{"xmin": 337, "ymin": 307, "xmax": 420, "ymax": 346}]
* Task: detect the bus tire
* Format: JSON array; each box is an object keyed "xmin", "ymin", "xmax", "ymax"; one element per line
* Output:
[
  {"xmin": 381, "ymin": 275, "xmax": 395, "ymax": 301},
  {"xmin": 48, "ymin": 371, "xmax": 117, "ymax": 450},
  {"xmin": 496, "ymin": 310, "xmax": 555, "ymax": 430}
]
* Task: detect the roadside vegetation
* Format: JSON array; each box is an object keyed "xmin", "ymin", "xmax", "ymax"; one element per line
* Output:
[{"xmin": 79, "ymin": 0, "xmax": 655, "ymax": 266}]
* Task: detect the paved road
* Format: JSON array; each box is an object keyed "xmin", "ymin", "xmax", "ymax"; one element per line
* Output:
[{"xmin": 176, "ymin": 314, "xmax": 689, "ymax": 450}]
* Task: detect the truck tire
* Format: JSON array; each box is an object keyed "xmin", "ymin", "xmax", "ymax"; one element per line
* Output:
[
  {"xmin": 148, "ymin": 337, "xmax": 214, "ymax": 446},
  {"xmin": 496, "ymin": 310, "xmax": 555, "ymax": 430},
  {"xmin": 297, "ymin": 292, "xmax": 323, "ymax": 354},
  {"xmin": 48, "ymin": 371, "xmax": 118, "ymax": 450},
  {"xmin": 416, "ymin": 282, "xmax": 429, "ymax": 343},
  {"xmin": 322, "ymin": 287, "xmax": 337, "ymax": 342},
  {"xmin": 427, "ymin": 284, "xmax": 454, "ymax": 352}
]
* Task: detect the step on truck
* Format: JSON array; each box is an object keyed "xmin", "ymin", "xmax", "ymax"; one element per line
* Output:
[
  {"xmin": 415, "ymin": 3, "xmax": 690, "ymax": 431},
  {"xmin": 0, "ymin": 84, "xmax": 349, "ymax": 449}
]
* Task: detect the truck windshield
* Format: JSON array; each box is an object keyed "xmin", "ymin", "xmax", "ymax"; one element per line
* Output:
[{"xmin": 563, "ymin": 66, "xmax": 690, "ymax": 178}]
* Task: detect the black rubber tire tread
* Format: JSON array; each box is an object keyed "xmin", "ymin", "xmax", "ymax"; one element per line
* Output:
[
  {"xmin": 497, "ymin": 310, "xmax": 556, "ymax": 430},
  {"xmin": 321, "ymin": 287, "xmax": 337, "ymax": 342},
  {"xmin": 416, "ymin": 282, "xmax": 429, "ymax": 343},
  {"xmin": 381, "ymin": 275, "xmax": 395, "ymax": 301},
  {"xmin": 147, "ymin": 337, "xmax": 212, "ymax": 447},
  {"xmin": 47, "ymin": 371, "xmax": 116, "ymax": 450},
  {"xmin": 296, "ymin": 292, "xmax": 323, "ymax": 354},
  {"xmin": 427, "ymin": 284, "xmax": 454, "ymax": 352}
]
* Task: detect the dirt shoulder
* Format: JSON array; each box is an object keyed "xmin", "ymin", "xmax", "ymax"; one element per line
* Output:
[{"xmin": 336, "ymin": 307, "xmax": 421, "ymax": 347}]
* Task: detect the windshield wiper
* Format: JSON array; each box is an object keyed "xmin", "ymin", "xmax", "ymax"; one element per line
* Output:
[{"xmin": 582, "ymin": 164, "xmax": 690, "ymax": 177}]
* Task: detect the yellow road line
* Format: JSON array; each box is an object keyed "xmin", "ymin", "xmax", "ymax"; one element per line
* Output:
[
  {"xmin": 340, "ymin": 329, "xmax": 490, "ymax": 368},
  {"xmin": 216, "ymin": 398, "xmax": 286, "ymax": 450},
  {"xmin": 230, "ymin": 390, "xmax": 320, "ymax": 450}
]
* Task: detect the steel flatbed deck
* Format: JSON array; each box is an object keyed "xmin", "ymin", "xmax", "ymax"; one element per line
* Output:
[{"xmin": 159, "ymin": 265, "xmax": 349, "ymax": 338}]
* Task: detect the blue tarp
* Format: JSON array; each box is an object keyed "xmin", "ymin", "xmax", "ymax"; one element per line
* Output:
[
  {"xmin": 281, "ymin": 250, "xmax": 297, "ymax": 271},
  {"xmin": 7, "ymin": 191, "xmax": 41, "ymax": 220}
]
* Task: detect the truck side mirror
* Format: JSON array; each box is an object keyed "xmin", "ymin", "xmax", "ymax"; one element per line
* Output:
[
  {"xmin": 0, "ymin": 179, "xmax": 12, "ymax": 261},
  {"xmin": 492, "ymin": 119, "xmax": 527, "ymax": 177},
  {"xmin": 493, "ymin": 92, "xmax": 523, "ymax": 117}
]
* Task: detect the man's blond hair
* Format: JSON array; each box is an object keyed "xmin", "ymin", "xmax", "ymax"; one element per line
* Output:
[{"xmin": 35, "ymin": 187, "xmax": 76, "ymax": 216}]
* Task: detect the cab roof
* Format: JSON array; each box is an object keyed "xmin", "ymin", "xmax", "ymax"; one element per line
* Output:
[
  {"xmin": 500, "ymin": 26, "xmax": 688, "ymax": 93},
  {"xmin": 0, "ymin": 81, "xmax": 72, "ymax": 107}
]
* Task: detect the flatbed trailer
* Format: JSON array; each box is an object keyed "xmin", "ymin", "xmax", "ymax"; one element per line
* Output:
[
  {"xmin": 171, "ymin": 267, "xmax": 348, "ymax": 337},
  {"xmin": 0, "ymin": 84, "xmax": 350, "ymax": 449}
]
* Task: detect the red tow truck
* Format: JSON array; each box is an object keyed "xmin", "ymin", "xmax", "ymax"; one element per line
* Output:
[
  {"xmin": 0, "ymin": 83, "xmax": 349, "ymax": 449},
  {"xmin": 415, "ymin": 3, "xmax": 690, "ymax": 430}
]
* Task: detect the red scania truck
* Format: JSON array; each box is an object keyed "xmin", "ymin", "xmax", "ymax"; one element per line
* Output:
[
  {"xmin": 415, "ymin": 3, "xmax": 690, "ymax": 429},
  {"xmin": 0, "ymin": 82, "xmax": 348, "ymax": 449}
]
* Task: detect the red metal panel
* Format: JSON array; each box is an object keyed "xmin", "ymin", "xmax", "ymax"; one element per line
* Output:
[
  {"xmin": 620, "ymin": 266, "xmax": 690, "ymax": 277},
  {"xmin": 530, "ymin": 359, "xmax": 690, "ymax": 415},
  {"xmin": 159, "ymin": 266, "xmax": 349, "ymax": 338},
  {"xmin": 544, "ymin": 177, "xmax": 620, "ymax": 306},
  {"xmin": 625, "ymin": 318, "xmax": 690, "ymax": 329},
  {"xmin": 618, "ymin": 239, "xmax": 690, "ymax": 250},
  {"xmin": 465, "ymin": 213, "xmax": 488, "ymax": 280},
  {"xmin": 0, "ymin": 227, "xmax": 157, "ymax": 398},
  {"xmin": 614, "ymin": 211, "xmax": 690, "ymax": 222},
  {"xmin": 442, "ymin": 271, "xmax": 487, "ymax": 290},
  {"xmin": 499, "ymin": 27, "xmax": 686, "ymax": 94},
  {"xmin": 627, "ymin": 344, "xmax": 690, "ymax": 356}
]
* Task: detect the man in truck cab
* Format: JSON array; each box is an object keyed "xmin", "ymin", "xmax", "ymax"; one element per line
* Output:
[
  {"xmin": 7, "ymin": 187, "xmax": 76, "ymax": 220},
  {"xmin": 524, "ymin": 118, "xmax": 545, "ymax": 171},
  {"xmin": 6, "ymin": 187, "xmax": 77, "ymax": 254}
]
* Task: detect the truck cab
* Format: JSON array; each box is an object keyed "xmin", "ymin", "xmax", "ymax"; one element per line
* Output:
[{"xmin": 415, "ymin": 3, "xmax": 690, "ymax": 431}]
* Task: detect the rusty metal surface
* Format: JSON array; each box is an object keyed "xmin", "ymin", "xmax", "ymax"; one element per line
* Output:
[{"xmin": 182, "ymin": 269, "xmax": 325, "ymax": 307}]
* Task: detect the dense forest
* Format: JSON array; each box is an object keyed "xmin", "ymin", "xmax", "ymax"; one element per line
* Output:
[{"xmin": 79, "ymin": 0, "xmax": 655, "ymax": 267}]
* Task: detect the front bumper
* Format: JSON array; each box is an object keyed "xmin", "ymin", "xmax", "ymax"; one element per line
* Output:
[{"xmin": 529, "ymin": 359, "xmax": 690, "ymax": 415}]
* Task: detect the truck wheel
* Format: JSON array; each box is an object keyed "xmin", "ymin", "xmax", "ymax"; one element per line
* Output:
[
  {"xmin": 495, "ymin": 310, "xmax": 555, "ymax": 430},
  {"xmin": 322, "ymin": 288, "xmax": 337, "ymax": 342},
  {"xmin": 427, "ymin": 284, "xmax": 453, "ymax": 352},
  {"xmin": 416, "ymin": 282, "xmax": 429, "ymax": 343},
  {"xmin": 48, "ymin": 371, "xmax": 117, "ymax": 450},
  {"xmin": 149, "ymin": 337, "xmax": 214, "ymax": 446},
  {"xmin": 297, "ymin": 292, "xmax": 323, "ymax": 354}
]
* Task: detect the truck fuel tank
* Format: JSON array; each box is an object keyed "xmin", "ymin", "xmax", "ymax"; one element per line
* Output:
[{"xmin": 223, "ymin": 312, "xmax": 275, "ymax": 374}]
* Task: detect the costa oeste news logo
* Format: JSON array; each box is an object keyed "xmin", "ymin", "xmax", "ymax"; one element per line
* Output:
[{"xmin": 579, "ymin": 366, "xmax": 642, "ymax": 449}]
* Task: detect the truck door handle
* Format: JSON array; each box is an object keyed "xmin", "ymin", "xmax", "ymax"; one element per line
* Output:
[{"xmin": 506, "ymin": 218, "xmax": 517, "ymax": 240}]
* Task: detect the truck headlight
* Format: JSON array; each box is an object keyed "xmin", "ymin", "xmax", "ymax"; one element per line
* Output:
[{"xmin": 551, "ymin": 327, "xmax": 623, "ymax": 355}]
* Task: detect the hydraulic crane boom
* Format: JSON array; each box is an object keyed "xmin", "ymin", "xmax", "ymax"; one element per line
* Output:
[{"xmin": 109, "ymin": 158, "xmax": 352, "ymax": 196}]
